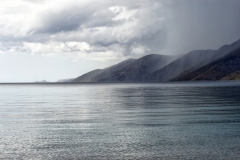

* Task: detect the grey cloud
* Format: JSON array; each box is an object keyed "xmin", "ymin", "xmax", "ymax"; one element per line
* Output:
[
  {"xmin": 36, "ymin": 7, "xmax": 92, "ymax": 33},
  {"xmin": 34, "ymin": 1, "xmax": 116, "ymax": 34},
  {"xmin": 1, "ymin": 0, "xmax": 240, "ymax": 59},
  {"xmin": 136, "ymin": 30, "xmax": 167, "ymax": 53},
  {"xmin": 0, "ymin": 0, "xmax": 168, "ymax": 58},
  {"xmin": 165, "ymin": 0, "xmax": 240, "ymax": 54},
  {"xmin": 0, "ymin": 41, "xmax": 27, "ymax": 53}
]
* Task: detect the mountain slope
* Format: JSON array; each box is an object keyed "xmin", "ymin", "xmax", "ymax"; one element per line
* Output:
[
  {"xmin": 72, "ymin": 69, "xmax": 103, "ymax": 82},
  {"xmin": 72, "ymin": 54, "xmax": 177, "ymax": 82},
  {"xmin": 146, "ymin": 39, "xmax": 240, "ymax": 81},
  {"xmin": 91, "ymin": 58, "xmax": 136, "ymax": 82},
  {"xmin": 72, "ymin": 58, "xmax": 135, "ymax": 82},
  {"xmin": 145, "ymin": 50, "xmax": 215, "ymax": 81},
  {"xmin": 99, "ymin": 54, "xmax": 176, "ymax": 82},
  {"xmin": 222, "ymin": 71, "xmax": 240, "ymax": 80},
  {"xmin": 175, "ymin": 47, "xmax": 240, "ymax": 81}
]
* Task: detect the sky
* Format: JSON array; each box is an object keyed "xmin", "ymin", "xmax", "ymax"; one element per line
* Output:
[{"xmin": 0, "ymin": 0, "xmax": 240, "ymax": 82}]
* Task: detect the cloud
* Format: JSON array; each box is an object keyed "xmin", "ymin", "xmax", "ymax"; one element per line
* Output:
[
  {"xmin": 0, "ymin": 0, "xmax": 240, "ymax": 61},
  {"xmin": 0, "ymin": 0, "xmax": 168, "ymax": 60},
  {"xmin": 22, "ymin": 41, "xmax": 90, "ymax": 54}
]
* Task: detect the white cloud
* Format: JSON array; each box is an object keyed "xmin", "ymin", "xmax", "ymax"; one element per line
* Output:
[
  {"xmin": 0, "ymin": 0, "xmax": 168, "ymax": 60},
  {"xmin": 0, "ymin": 50, "xmax": 4, "ymax": 55},
  {"xmin": 22, "ymin": 41, "xmax": 90, "ymax": 54}
]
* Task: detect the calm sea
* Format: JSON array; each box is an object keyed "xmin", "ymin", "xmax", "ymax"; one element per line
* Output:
[{"xmin": 0, "ymin": 82, "xmax": 240, "ymax": 159}]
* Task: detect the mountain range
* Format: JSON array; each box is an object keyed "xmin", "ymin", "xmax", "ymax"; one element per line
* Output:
[{"xmin": 67, "ymin": 39, "xmax": 240, "ymax": 82}]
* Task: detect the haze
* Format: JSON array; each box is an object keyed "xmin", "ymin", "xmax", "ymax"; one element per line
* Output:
[{"xmin": 0, "ymin": 0, "xmax": 240, "ymax": 82}]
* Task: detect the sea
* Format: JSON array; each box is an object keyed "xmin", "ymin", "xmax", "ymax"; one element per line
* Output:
[{"xmin": 0, "ymin": 81, "xmax": 240, "ymax": 160}]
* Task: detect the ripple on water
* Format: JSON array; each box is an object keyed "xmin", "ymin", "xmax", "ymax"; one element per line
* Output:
[{"xmin": 0, "ymin": 82, "xmax": 240, "ymax": 159}]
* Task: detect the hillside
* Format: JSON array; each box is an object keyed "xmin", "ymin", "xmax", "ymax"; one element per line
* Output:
[
  {"xmin": 145, "ymin": 50, "xmax": 215, "ymax": 81},
  {"xmin": 72, "ymin": 54, "xmax": 177, "ymax": 82},
  {"xmin": 145, "ymin": 39, "xmax": 240, "ymax": 81},
  {"xmin": 99, "ymin": 54, "xmax": 176, "ymax": 82},
  {"xmin": 72, "ymin": 59, "xmax": 135, "ymax": 82},
  {"xmin": 222, "ymin": 71, "xmax": 240, "ymax": 80},
  {"xmin": 175, "ymin": 48, "xmax": 240, "ymax": 81}
]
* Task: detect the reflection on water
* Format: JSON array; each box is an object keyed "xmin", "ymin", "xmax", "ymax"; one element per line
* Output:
[{"xmin": 0, "ymin": 81, "xmax": 240, "ymax": 159}]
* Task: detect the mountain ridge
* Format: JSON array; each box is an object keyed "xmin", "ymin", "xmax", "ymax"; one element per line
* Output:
[
  {"xmin": 72, "ymin": 54, "xmax": 177, "ymax": 82},
  {"xmin": 70, "ymin": 39, "xmax": 240, "ymax": 82},
  {"xmin": 99, "ymin": 54, "xmax": 177, "ymax": 82}
]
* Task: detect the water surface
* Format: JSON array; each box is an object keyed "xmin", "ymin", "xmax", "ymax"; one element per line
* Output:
[{"xmin": 0, "ymin": 82, "xmax": 240, "ymax": 159}]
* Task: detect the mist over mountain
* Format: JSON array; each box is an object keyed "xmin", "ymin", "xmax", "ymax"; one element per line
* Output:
[
  {"xmin": 71, "ymin": 39, "xmax": 240, "ymax": 82},
  {"xmin": 174, "ymin": 47, "xmax": 240, "ymax": 81},
  {"xmin": 146, "ymin": 39, "xmax": 240, "ymax": 81}
]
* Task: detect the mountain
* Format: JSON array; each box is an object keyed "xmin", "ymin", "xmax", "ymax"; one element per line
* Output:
[
  {"xmin": 72, "ymin": 54, "xmax": 177, "ymax": 82},
  {"xmin": 174, "ymin": 47, "xmax": 240, "ymax": 81},
  {"xmin": 145, "ymin": 39, "xmax": 240, "ymax": 81},
  {"xmin": 71, "ymin": 39, "xmax": 240, "ymax": 82}
]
